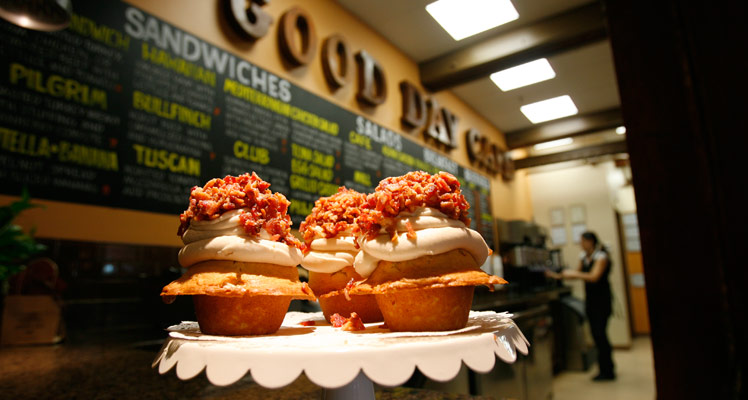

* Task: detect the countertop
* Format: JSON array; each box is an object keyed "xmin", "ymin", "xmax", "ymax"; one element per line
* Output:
[
  {"xmin": 472, "ymin": 285, "xmax": 572, "ymax": 313},
  {"xmin": 0, "ymin": 287, "xmax": 571, "ymax": 399},
  {"xmin": 0, "ymin": 344, "xmax": 496, "ymax": 400}
]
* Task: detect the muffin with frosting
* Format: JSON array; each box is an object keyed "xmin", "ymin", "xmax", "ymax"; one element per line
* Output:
[
  {"xmin": 351, "ymin": 171, "xmax": 507, "ymax": 331},
  {"xmin": 299, "ymin": 188, "xmax": 383, "ymax": 323},
  {"xmin": 161, "ymin": 173, "xmax": 314, "ymax": 335}
]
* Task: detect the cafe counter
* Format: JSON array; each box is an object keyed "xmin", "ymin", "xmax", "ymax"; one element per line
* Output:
[{"xmin": 0, "ymin": 343, "xmax": 496, "ymax": 400}]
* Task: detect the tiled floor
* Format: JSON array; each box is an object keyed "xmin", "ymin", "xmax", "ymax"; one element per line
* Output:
[{"xmin": 552, "ymin": 336, "xmax": 656, "ymax": 400}]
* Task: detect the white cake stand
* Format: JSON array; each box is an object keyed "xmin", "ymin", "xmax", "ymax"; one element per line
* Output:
[{"xmin": 153, "ymin": 311, "xmax": 529, "ymax": 399}]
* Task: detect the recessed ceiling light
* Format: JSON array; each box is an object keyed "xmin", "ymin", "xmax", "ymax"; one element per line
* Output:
[
  {"xmin": 533, "ymin": 137, "xmax": 574, "ymax": 151},
  {"xmin": 616, "ymin": 126, "xmax": 627, "ymax": 135},
  {"xmin": 520, "ymin": 95, "xmax": 578, "ymax": 124},
  {"xmin": 426, "ymin": 0, "xmax": 519, "ymax": 41},
  {"xmin": 490, "ymin": 58, "xmax": 556, "ymax": 91}
]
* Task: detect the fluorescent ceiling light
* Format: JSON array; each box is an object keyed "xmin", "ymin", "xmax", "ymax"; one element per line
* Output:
[
  {"xmin": 520, "ymin": 95, "xmax": 578, "ymax": 124},
  {"xmin": 533, "ymin": 137, "xmax": 574, "ymax": 151},
  {"xmin": 490, "ymin": 58, "xmax": 556, "ymax": 91},
  {"xmin": 426, "ymin": 0, "xmax": 519, "ymax": 41},
  {"xmin": 616, "ymin": 126, "xmax": 627, "ymax": 135}
]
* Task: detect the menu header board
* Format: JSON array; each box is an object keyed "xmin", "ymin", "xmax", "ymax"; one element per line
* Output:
[{"xmin": 0, "ymin": 1, "xmax": 494, "ymax": 247}]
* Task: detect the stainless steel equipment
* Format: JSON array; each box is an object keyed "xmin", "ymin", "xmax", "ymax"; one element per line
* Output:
[{"xmin": 471, "ymin": 305, "xmax": 554, "ymax": 400}]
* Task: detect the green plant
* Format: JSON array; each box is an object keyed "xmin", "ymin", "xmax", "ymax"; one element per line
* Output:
[{"xmin": 0, "ymin": 189, "xmax": 46, "ymax": 281}]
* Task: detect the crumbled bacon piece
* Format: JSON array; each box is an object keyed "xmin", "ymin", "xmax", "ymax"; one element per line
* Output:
[
  {"xmin": 301, "ymin": 282, "xmax": 313, "ymax": 295},
  {"xmin": 341, "ymin": 312, "xmax": 366, "ymax": 331},
  {"xmin": 178, "ymin": 172, "xmax": 302, "ymax": 249},
  {"xmin": 299, "ymin": 187, "xmax": 367, "ymax": 251},
  {"xmin": 329, "ymin": 312, "xmax": 366, "ymax": 331},
  {"xmin": 299, "ymin": 320, "xmax": 316, "ymax": 327},
  {"xmin": 357, "ymin": 171, "xmax": 471, "ymax": 240},
  {"xmin": 343, "ymin": 278, "xmax": 355, "ymax": 301},
  {"xmin": 330, "ymin": 313, "xmax": 347, "ymax": 328},
  {"xmin": 405, "ymin": 220, "xmax": 416, "ymax": 240}
]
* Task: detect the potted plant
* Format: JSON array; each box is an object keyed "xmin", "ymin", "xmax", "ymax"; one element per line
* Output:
[
  {"xmin": 0, "ymin": 189, "xmax": 47, "ymax": 328},
  {"xmin": 0, "ymin": 189, "xmax": 46, "ymax": 285}
]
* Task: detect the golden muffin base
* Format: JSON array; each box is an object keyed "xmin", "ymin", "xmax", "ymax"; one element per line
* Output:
[
  {"xmin": 350, "ymin": 248, "xmax": 507, "ymax": 331},
  {"xmin": 349, "ymin": 249, "xmax": 507, "ymax": 295},
  {"xmin": 376, "ymin": 286, "xmax": 474, "ymax": 331},
  {"xmin": 193, "ymin": 295, "xmax": 291, "ymax": 335},
  {"xmin": 161, "ymin": 260, "xmax": 314, "ymax": 336},
  {"xmin": 161, "ymin": 260, "xmax": 315, "ymax": 300},
  {"xmin": 309, "ymin": 267, "xmax": 383, "ymax": 323}
]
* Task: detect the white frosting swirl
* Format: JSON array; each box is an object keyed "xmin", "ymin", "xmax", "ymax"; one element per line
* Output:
[
  {"xmin": 178, "ymin": 209, "xmax": 302, "ymax": 268},
  {"xmin": 300, "ymin": 235, "xmax": 358, "ymax": 273},
  {"xmin": 353, "ymin": 207, "xmax": 489, "ymax": 277}
]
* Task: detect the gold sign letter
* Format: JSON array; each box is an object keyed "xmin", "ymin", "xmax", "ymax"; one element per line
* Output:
[
  {"xmin": 278, "ymin": 6, "xmax": 317, "ymax": 67},
  {"xmin": 400, "ymin": 81, "xmax": 426, "ymax": 129},
  {"xmin": 226, "ymin": 0, "xmax": 273, "ymax": 39},
  {"xmin": 355, "ymin": 50, "xmax": 387, "ymax": 106},
  {"xmin": 424, "ymin": 98, "xmax": 458, "ymax": 150},
  {"xmin": 322, "ymin": 34, "xmax": 351, "ymax": 90}
]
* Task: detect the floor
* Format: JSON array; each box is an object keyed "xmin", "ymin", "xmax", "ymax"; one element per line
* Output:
[{"xmin": 552, "ymin": 336, "xmax": 656, "ymax": 400}]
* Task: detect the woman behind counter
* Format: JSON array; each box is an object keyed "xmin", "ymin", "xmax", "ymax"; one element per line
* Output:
[{"xmin": 547, "ymin": 231, "xmax": 616, "ymax": 381}]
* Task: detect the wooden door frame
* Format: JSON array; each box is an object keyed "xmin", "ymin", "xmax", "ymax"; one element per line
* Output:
[
  {"xmin": 614, "ymin": 211, "xmax": 635, "ymax": 338},
  {"xmin": 604, "ymin": 1, "xmax": 746, "ymax": 398}
]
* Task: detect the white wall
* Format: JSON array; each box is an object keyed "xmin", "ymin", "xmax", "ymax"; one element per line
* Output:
[{"xmin": 529, "ymin": 161, "xmax": 632, "ymax": 347}]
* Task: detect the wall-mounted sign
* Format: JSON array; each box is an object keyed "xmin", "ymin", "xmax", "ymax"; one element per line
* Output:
[
  {"xmin": 0, "ymin": 0, "xmax": 496, "ymax": 247},
  {"xmin": 570, "ymin": 204, "xmax": 587, "ymax": 224},
  {"xmin": 550, "ymin": 208, "xmax": 565, "ymax": 226},
  {"xmin": 228, "ymin": 1, "xmax": 387, "ymax": 109},
  {"xmin": 224, "ymin": 2, "xmax": 510, "ymax": 177},
  {"xmin": 398, "ymin": 80, "xmax": 460, "ymax": 152}
]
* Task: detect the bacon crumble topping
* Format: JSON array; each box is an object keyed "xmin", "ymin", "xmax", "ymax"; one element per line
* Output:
[
  {"xmin": 357, "ymin": 171, "xmax": 471, "ymax": 241},
  {"xmin": 330, "ymin": 313, "xmax": 347, "ymax": 328},
  {"xmin": 341, "ymin": 312, "xmax": 366, "ymax": 331},
  {"xmin": 178, "ymin": 172, "xmax": 302, "ymax": 249},
  {"xmin": 330, "ymin": 312, "xmax": 366, "ymax": 331},
  {"xmin": 299, "ymin": 187, "xmax": 367, "ymax": 251}
]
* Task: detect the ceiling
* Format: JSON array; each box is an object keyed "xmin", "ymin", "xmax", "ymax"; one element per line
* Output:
[
  {"xmin": 451, "ymin": 41, "xmax": 620, "ymax": 132},
  {"xmin": 336, "ymin": 0, "xmax": 594, "ymax": 63},
  {"xmin": 335, "ymin": 0, "xmax": 624, "ymax": 165}
]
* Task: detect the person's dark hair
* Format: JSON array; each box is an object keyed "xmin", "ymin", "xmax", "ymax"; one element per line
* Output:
[
  {"xmin": 581, "ymin": 231, "xmax": 599, "ymax": 246},
  {"xmin": 582, "ymin": 231, "xmax": 608, "ymax": 253}
]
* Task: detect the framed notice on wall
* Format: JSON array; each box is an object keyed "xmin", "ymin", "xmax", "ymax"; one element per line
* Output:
[
  {"xmin": 550, "ymin": 208, "xmax": 565, "ymax": 226},
  {"xmin": 551, "ymin": 226, "xmax": 567, "ymax": 246},
  {"xmin": 569, "ymin": 204, "xmax": 586, "ymax": 224}
]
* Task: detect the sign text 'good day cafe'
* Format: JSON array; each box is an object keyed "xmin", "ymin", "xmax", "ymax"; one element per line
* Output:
[{"xmin": 213, "ymin": 1, "xmax": 510, "ymax": 178}]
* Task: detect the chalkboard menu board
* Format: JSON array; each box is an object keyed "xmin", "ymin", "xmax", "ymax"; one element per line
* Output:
[{"xmin": 0, "ymin": 1, "xmax": 494, "ymax": 247}]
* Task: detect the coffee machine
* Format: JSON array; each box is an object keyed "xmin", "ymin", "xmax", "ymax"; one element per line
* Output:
[{"xmin": 496, "ymin": 219, "xmax": 563, "ymax": 292}]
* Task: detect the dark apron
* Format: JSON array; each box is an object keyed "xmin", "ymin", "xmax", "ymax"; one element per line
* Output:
[{"xmin": 582, "ymin": 250, "xmax": 612, "ymax": 318}]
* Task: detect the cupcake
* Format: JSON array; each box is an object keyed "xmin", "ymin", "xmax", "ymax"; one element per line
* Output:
[
  {"xmin": 299, "ymin": 188, "xmax": 383, "ymax": 323},
  {"xmin": 161, "ymin": 173, "xmax": 314, "ymax": 335},
  {"xmin": 351, "ymin": 171, "xmax": 507, "ymax": 332}
]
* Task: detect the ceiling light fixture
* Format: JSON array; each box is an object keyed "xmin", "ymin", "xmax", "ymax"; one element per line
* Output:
[
  {"xmin": 616, "ymin": 126, "xmax": 627, "ymax": 135},
  {"xmin": 426, "ymin": 0, "xmax": 519, "ymax": 41},
  {"xmin": 533, "ymin": 137, "xmax": 574, "ymax": 151},
  {"xmin": 0, "ymin": 0, "xmax": 72, "ymax": 31},
  {"xmin": 490, "ymin": 58, "xmax": 556, "ymax": 91},
  {"xmin": 520, "ymin": 95, "xmax": 578, "ymax": 124}
]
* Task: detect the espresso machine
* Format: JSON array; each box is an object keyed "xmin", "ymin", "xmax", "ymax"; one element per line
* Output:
[{"xmin": 496, "ymin": 219, "xmax": 563, "ymax": 292}]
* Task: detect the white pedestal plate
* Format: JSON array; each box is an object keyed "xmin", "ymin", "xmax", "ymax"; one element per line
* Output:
[{"xmin": 153, "ymin": 311, "xmax": 529, "ymax": 399}]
